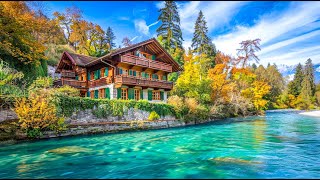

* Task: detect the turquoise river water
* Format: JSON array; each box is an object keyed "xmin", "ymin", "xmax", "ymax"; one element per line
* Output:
[{"xmin": 0, "ymin": 110, "xmax": 320, "ymax": 179}]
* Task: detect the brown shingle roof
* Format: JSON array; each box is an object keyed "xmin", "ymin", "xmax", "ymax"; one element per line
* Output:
[
  {"xmin": 67, "ymin": 52, "xmax": 97, "ymax": 66},
  {"xmin": 58, "ymin": 38, "xmax": 182, "ymax": 72}
]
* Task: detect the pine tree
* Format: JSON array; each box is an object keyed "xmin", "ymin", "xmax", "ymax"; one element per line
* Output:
[
  {"xmin": 191, "ymin": 10, "xmax": 215, "ymax": 57},
  {"xmin": 156, "ymin": 1, "xmax": 183, "ymax": 50},
  {"xmin": 288, "ymin": 63, "xmax": 304, "ymax": 96},
  {"xmin": 105, "ymin": 27, "xmax": 116, "ymax": 50},
  {"xmin": 300, "ymin": 58, "xmax": 316, "ymax": 98},
  {"xmin": 252, "ymin": 63, "xmax": 257, "ymax": 70}
]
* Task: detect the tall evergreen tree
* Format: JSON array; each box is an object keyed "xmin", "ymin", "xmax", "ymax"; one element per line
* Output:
[
  {"xmin": 191, "ymin": 10, "xmax": 215, "ymax": 57},
  {"xmin": 156, "ymin": 1, "xmax": 183, "ymax": 50},
  {"xmin": 105, "ymin": 27, "xmax": 116, "ymax": 50},
  {"xmin": 288, "ymin": 63, "xmax": 304, "ymax": 96},
  {"xmin": 300, "ymin": 58, "xmax": 316, "ymax": 98}
]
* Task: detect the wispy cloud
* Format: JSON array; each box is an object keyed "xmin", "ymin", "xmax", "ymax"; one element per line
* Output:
[
  {"xmin": 118, "ymin": 16, "xmax": 130, "ymax": 21},
  {"xmin": 134, "ymin": 19, "xmax": 159, "ymax": 36},
  {"xmin": 174, "ymin": 1, "xmax": 247, "ymax": 51},
  {"xmin": 212, "ymin": 2, "xmax": 320, "ymax": 65},
  {"xmin": 131, "ymin": 36, "xmax": 140, "ymax": 42}
]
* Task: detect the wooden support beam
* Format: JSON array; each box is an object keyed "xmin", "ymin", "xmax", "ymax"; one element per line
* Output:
[{"xmin": 156, "ymin": 52, "xmax": 165, "ymax": 59}]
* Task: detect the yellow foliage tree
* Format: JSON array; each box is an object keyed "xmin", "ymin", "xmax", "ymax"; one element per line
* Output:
[
  {"xmin": 14, "ymin": 94, "xmax": 64, "ymax": 138},
  {"xmin": 241, "ymin": 81, "xmax": 271, "ymax": 110}
]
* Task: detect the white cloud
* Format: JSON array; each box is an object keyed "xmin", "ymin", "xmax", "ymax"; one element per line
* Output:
[
  {"xmin": 178, "ymin": 1, "xmax": 247, "ymax": 34},
  {"xmin": 212, "ymin": 2, "xmax": 320, "ymax": 65},
  {"xmin": 155, "ymin": 1, "xmax": 165, "ymax": 9},
  {"xmin": 134, "ymin": 19, "xmax": 159, "ymax": 36},
  {"xmin": 316, "ymin": 66, "xmax": 320, "ymax": 72}
]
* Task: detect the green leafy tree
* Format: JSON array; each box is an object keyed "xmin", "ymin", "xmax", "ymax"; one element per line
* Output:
[{"xmin": 156, "ymin": 1, "xmax": 183, "ymax": 50}]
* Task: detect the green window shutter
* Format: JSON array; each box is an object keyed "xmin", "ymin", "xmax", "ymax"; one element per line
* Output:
[
  {"xmin": 119, "ymin": 68, "xmax": 123, "ymax": 75},
  {"xmin": 133, "ymin": 71, "xmax": 136, "ymax": 77},
  {"xmin": 94, "ymin": 90, "xmax": 99, "ymax": 99},
  {"xmin": 140, "ymin": 89, "xmax": 143, "ymax": 99},
  {"xmin": 87, "ymin": 91, "xmax": 90, "ymax": 97},
  {"xmin": 151, "ymin": 55, "xmax": 156, "ymax": 60},
  {"xmin": 105, "ymin": 88, "xmax": 110, "ymax": 99},
  {"xmin": 148, "ymin": 90, "xmax": 152, "ymax": 101},
  {"xmin": 129, "ymin": 69, "xmax": 132, "ymax": 76},
  {"xmin": 162, "ymin": 75, "xmax": 166, "ymax": 80},
  {"xmin": 105, "ymin": 67, "xmax": 108, "ymax": 77},
  {"xmin": 117, "ymin": 88, "xmax": 121, "ymax": 99},
  {"xmin": 94, "ymin": 70, "xmax": 98, "ymax": 80},
  {"xmin": 87, "ymin": 71, "xmax": 90, "ymax": 80},
  {"xmin": 141, "ymin": 72, "xmax": 145, "ymax": 78},
  {"xmin": 75, "ymin": 75, "xmax": 79, "ymax": 80},
  {"xmin": 128, "ymin": 88, "xmax": 134, "ymax": 100},
  {"xmin": 160, "ymin": 91, "xmax": 164, "ymax": 100}
]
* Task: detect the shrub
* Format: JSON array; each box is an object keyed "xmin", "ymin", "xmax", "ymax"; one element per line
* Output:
[
  {"xmin": 168, "ymin": 95, "xmax": 188, "ymax": 118},
  {"xmin": 55, "ymin": 96, "xmax": 176, "ymax": 118},
  {"xmin": 28, "ymin": 77, "xmax": 53, "ymax": 93},
  {"xmin": 14, "ymin": 95, "xmax": 65, "ymax": 138},
  {"xmin": 53, "ymin": 85, "xmax": 80, "ymax": 97},
  {"xmin": 148, "ymin": 111, "xmax": 160, "ymax": 120}
]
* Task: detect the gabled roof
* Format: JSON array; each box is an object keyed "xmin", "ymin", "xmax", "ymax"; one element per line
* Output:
[
  {"xmin": 56, "ymin": 38, "xmax": 182, "ymax": 72},
  {"xmin": 68, "ymin": 52, "xmax": 97, "ymax": 66}
]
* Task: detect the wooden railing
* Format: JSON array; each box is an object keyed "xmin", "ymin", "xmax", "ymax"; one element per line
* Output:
[
  {"xmin": 61, "ymin": 70, "xmax": 76, "ymax": 78},
  {"xmin": 54, "ymin": 78, "xmax": 87, "ymax": 88},
  {"xmin": 121, "ymin": 54, "xmax": 172, "ymax": 72},
  {"xmin": 114, "ymin": 75, "xmax": 173, "ymax": 89},
  {"xmin": 88, "ymin": 76, "xmax": 113, "ymax": 87}
]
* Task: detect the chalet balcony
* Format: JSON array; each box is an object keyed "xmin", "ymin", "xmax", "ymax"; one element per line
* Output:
[
  {"xmin": 120, "ymin": 54, "xmax": 173, "ymax": 72},
  {"xmin": 53, "ymin": 78, "xmax": 87, "ymax": 89},
  {"xmin": 61, "ymin": 70, "xmax": 76, "ymax": 78},
  {"xmin": 88, "ymin": 76, "xmax": 113, "ymax": 87},
  {"xmin": 114, "ymin": 75, "xmax": 173, "ymax": 90}
]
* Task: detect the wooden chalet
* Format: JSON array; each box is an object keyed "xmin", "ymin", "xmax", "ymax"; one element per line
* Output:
[{"xmin": 54, "ymin": 38, "xmax": 182, "ymax": 102}]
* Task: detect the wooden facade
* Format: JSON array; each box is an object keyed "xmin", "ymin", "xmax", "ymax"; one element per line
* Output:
[{"xmin": 53, "ymin": 38, "xmax": 181, "ymax": 100}]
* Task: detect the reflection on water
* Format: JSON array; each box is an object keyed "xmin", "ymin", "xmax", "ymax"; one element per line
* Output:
[{"xmin": 0, "ymin": 110, "xmax": 320, "ymax": 178}]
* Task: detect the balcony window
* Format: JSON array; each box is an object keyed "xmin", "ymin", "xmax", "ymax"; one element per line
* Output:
[
  {"xmin": 152, "ymin": 74, "xmax": 159, "ymax": 80},
  {"xmin": 152, "ymin": 91, "xmax": 160, "ymax": 100},
  {"xmin": 118, "ymin": 68, "xmax": 123, "ymax": 75},
  {"xmin": 162, "ymin": 75, "xmax": 167, "ymax": 81}
]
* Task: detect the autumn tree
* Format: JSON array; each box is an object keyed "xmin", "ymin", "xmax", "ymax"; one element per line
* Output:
[
  {"xmin": 235, "ymin": 39, "xmax": 261, "ymax": 68},
  {"xmin": 53, "ymin": 6, "xmax": 82, "ymax": 47},
  {"xmin": 122, "ymin": 37, "xmax": 132, "ymax": 47},
  {"xmin": 157, "ymin": 1, "xmax": 183, "ymax": 50}
]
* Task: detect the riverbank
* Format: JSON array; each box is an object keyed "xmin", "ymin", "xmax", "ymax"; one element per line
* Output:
[
  {"xmin": 0, "ymin": 108, "xmax": 225, "ymax": 143},
  {"xmin": 299, "ymin": 110, "xmax": 320, "ymax": 117}
]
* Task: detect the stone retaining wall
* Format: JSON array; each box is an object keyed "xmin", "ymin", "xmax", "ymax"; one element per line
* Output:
[{"xmin": 66, "ymin": 107, "xmax": 176, "ymax": 124}]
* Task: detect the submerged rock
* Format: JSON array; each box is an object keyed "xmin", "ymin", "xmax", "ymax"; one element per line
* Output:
[
  {"xmin": 47, "ymin": 146, "xmax": 90, "ymax": 154},
  {"xmin": 209, "ymin": 157, "xmax": 262, "ymax": 165}
]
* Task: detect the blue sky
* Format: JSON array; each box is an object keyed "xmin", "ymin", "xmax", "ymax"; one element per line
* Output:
[{"xmin": 43, "ymin": 1, "xmax": 320, "ymax": 67}]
